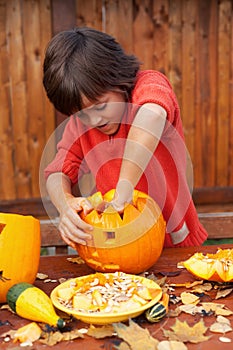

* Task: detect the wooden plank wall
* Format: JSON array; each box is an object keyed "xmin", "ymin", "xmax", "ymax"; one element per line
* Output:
[
  {"xmin": 0, "ymin": 0, "xmax": 55, "ymax": 201},
  {"xmin": 0, "ymin": 0, "xmax": 232, "ymax": 208}
]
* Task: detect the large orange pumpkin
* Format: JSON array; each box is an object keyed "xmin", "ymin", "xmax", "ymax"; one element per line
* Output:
[
  {"xmin": 182, "ymin": 249, "xmax": 233, "ymax": 282},
  {"xmin": 75, "ymin": 189, "xmax": 166, "ymax": 274},
  {"xmin": 0, "ymin": 213, "xmax": 41, "ymax": 303}
]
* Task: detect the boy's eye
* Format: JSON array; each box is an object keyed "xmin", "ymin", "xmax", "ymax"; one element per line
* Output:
[
  {"xmin": 95, "ymin": 103, "xmax": 106, "ymax": 111},
  {"xmin": 77, "ymin": 111, "xmax": 87, "ymax": 119}
]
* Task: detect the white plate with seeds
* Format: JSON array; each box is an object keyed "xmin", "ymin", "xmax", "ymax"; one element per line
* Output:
[{"xmin": 50, "ymin": 272, "xmax": 162, "ymax": 324}]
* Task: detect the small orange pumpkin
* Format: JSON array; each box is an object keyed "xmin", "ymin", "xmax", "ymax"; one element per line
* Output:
[
  {"xmin": 0, "ymin": 213, "xmax": 41, "ymax": 303},
  {"xmin": 182, "ymin": 249, "xmax": 233, "ymax": 282},
  {"xmin": 75, "ymin": 189, "xmax": 166, "ymax": 274}
]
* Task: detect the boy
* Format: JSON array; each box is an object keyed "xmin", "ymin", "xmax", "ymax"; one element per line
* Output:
[{"xmin": 43, "ymin": 27, "xmax": 208, "ymax": 248}]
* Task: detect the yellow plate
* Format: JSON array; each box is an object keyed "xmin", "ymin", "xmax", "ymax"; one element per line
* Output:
[{"xmin": 50, "ymin": 273, "xmax": 162, "ymax": 325}]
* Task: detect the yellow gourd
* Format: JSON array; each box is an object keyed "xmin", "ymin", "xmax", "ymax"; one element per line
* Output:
[{"xmin": 7, "ymin": 282, "xmax": 65, "ymax": 329}]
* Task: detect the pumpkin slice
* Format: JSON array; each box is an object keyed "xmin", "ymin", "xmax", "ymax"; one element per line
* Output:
[
  {"xmin": 215, "ymin": 259, "xmax": 233, "ymax": 282},
  {"xmin": 183, "ymin": 253, "xmax": 216, "ymax": 280},
  {"xmin": 182, "ymin": 249, "xmax": 233, "ymax": 282}
]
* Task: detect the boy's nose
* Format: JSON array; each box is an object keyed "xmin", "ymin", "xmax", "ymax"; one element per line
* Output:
[{"xmin": 89, "ymin": 114, "xmax": 103, "ymax": 127}]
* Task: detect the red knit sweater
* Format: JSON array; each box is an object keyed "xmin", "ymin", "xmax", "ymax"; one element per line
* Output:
[{"xmin": 45, "ymin": 70, "xmax": 208, "ymax": 247}]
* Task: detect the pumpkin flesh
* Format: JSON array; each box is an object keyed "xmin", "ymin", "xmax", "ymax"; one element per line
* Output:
[
  {"xmin": 183, "ymin": 249, "xmax": 233, "ymax": 282},
  {"xmin": 76, "ymin": 190, "xmax": 166, "ymax": 274}
]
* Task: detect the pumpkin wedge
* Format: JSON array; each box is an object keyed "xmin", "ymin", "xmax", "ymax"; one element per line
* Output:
[
  {"xmin": 182, "ymin": 249, "xmax": 233, "ymax": 282},
  {"xmin": 76, "ymin": 189, "xmax": 166, "ymax": 274}
]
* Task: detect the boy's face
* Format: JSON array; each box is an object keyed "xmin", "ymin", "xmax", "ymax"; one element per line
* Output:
[{"xmin": 77, "ymin": 91, "xmax": 126, "ymax": 135}]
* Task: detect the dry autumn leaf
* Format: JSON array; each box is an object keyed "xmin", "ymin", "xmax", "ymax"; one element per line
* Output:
[
  {"xmin": 113, "ymin": 319, "xmax": 158, "ymax": 350},
  {"xmin": 180, "ymin": 292, "xmax": 200, "ymax": 305},
  {"xmin": 87, "ymin": 324, "xmax": 115, "ymax": 338},
  {"xmin": 201, "ymin": 302, "xmax": 233, "ymax": 316},
  {"xmin": 40, "ymin": 329, "xmax": 84, "ymax": 346},
  {"xmin": 67, "ymin": 256, "xmax": 85, "ymax": 264},
  {"xmin": 215, "ymin": 288, "xmax": 233, "ymax": 300},
  {"xmin": 163, "ymin": 319, "xmax": 210, "ymax": 343},
  {"xmin": 210, "ymin": 315, "xmax": 232, "ymax": 334},
  {"xmin": 157, "ymin": 340, "xmax": 188, "ymax": 350},
  {"xmin": 114, "ymin": 341, "xmax": 131, "ymax": 350},
  {"xmin": 36, "ymin": 272, "xmax": 49, "ymax": 280},
  {"xmin": 13, "ymin": 322, "xmax": 41, "ymax": 344}
]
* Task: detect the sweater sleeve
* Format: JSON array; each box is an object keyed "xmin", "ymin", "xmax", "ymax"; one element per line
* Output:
[
  {"xmin": 44, "ymin": 116, "xmax": 85, "ymax": 185},
  {"xmin": 131, "ymin": 70, "xmax": 180, "ymax": 126}
]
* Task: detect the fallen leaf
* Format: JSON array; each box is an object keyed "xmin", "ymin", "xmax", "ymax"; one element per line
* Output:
[
  {"xmin": 61, "ymin": 329, "xmax": 85, "ymax": 341},
  {"xmin": 215, "ymin": 288, "xmax": 233, "ymax": 300},
  {"xmin": 163, "ymin": 319, "xmax": 210, "ymax": 343},
  {"xmin": 114, "ymin": 341, "xmax": 131, "ymax": 349},
  {"xmin": 159, "ymin": 271, "xmax": 181, "ymax": 277},
  {"xmin": 168, "ymin": 308, "xmax": 182, "ymax": 318},
  {"xmin": 201, "ymin": 302, "xmax": 233, "ymax": 316},
  {"xmin": 87, "ymin": 324, "xmax": 115, "ymax": 338},
  {"xmin": 13, "ymin": 322, "xmax": 41, "ymax": 344},
  {"xmin": 40, "ymin": 331, "xmax": 63, "ymax": 346},
  {"xmin": 36, "ymin": 272, "xmax": 49, "ymax": 280},
  {"xmin": 191, "ymin": 282, "xmax": 213, "ymax": 293},
  {"xmin": 113, "ymin": 319, "xmax": 158, "ymax": 350},
  {"xmin": 0, "ymin": 304, "xmax": 11, "ymax": 311},
  {"xmin": 170, "ymin": 280, "xmax": 203, "ymax": 289},
  {"xmin": 180, "ymin": 292, "xmax": 199, "ymax": 305},
  {"xmin": 215, "ymin": 308, "xmax": 233, "ymax": 316},
  {"xmin": 178, "ymin": 304, "xmax": 201, "ymax": 315},
  {"xmin": 67, "ymin": 257, "xmax": 85, "ymax": 264},
  {"xmin": 210, "ymin": 315, "xmax": 232, "ymax": 333},
  {"xmin": 40, "ymin": 329, "xmax": 84, "ymax": 346},
  {"xmin": 157, "ymin": 340, "xmax": 188, "ymax": 350}
]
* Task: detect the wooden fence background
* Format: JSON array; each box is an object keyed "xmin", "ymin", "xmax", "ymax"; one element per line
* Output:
[{"xmin": 0, "ymin": 0, "xmax": 233, "ymax": 212}]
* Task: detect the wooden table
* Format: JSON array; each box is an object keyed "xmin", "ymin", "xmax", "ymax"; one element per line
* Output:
[{"xmin": 1, "ymin": 244, "xmax": 233, "ymax": 349}]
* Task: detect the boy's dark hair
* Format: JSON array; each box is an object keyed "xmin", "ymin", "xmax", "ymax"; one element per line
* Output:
[{"xmin": 43, "ymin": 27, "xmax": 141, "ymax": 115}]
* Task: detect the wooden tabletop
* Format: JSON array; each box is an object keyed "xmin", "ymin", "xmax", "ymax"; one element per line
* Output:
[{"xmin": 1, "ymin": 244, "xmax": 233, "ymax": 349}]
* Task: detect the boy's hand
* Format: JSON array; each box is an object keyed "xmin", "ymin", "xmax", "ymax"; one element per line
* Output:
[{"xmin": 58, "ymin": 196, "xmax": 94, "ymax": 248}]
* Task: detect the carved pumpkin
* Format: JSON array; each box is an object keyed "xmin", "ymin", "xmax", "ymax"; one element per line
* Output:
[
  {"xmin": 75, "ymin": 189, "xmax": 166, "ymax": 274},
  {"xmin": 0, "ymin": 213, "xmax": 41, "ymax": 303},
  {"xmin": 182, "ymin": 249, "xmax": 233, "ymax": 282}
]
